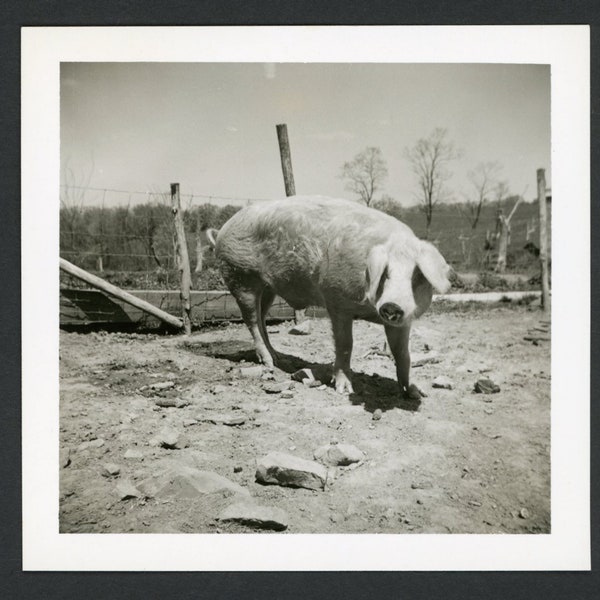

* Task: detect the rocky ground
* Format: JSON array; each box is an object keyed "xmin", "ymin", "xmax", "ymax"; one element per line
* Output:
[{"xmin": 59, "ymin": 301, "xmax": 550, "ymax": 534}]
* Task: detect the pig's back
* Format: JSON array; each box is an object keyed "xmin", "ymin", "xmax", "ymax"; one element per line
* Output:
[{"xmin": 216, "ymin": 196, "xmax": 415, "ymax": 309}]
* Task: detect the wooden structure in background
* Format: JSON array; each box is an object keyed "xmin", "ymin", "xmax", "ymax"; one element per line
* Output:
[{"xmin": 59, "ymin": 259, "xmax": 183, "ymax": 329}]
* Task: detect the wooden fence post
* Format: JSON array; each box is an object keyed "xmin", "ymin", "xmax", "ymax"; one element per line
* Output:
[
  {"xmin": 171, "ymin": 183, "xmax": 192, "ymax": 334},
  {"xmin": 276, "ymin": 123, "xmax": 305, "ymax": 325},
  {"xmin": 537, "ymin": 169, "xmax": 551, "ymax": 313},
  {"xmin": 276, "ymin": 123, "xmax": 296, "ymax": 197}
]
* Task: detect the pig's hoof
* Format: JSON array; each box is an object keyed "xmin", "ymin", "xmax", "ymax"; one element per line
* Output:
[
  {"xmin": 333, "ymin": 374, "xmax": 354, "ymax": 395},
  {"xmin": 404, "ymin": 384, "xmax": 426, "ymax": 400}
]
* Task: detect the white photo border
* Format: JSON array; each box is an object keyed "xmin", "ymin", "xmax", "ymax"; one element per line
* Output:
[{"xmin": 22, "ymin": 25, "xmax": 590, "ymax": 571}]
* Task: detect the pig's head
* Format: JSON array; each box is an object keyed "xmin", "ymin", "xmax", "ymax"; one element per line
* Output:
[{"xmin": 365, "ymin": 239, "xmax": 451, "ymax": 327}]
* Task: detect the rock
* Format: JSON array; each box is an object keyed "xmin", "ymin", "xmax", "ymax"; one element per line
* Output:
[
  {"xmin": 411, "ymin": 481, "xmax": 433, "ymax": 490},
  {"xmin": 314, "ymin": 443, "xmax": 365, "ymax": 466},
  {"xmin": 291, "ymin": 368, "xmax": 315, "ymax": 383},
  {"xmin": 432, "ymin": 375, "xmax": 454, "ymax": 390},
  {"xmin": 238, "ymin": 365, "xmax": 264, "ymax": 378},
  {"xmin": 474, "ymin": 379, "xmax": 501, "ymax": 394},
  {"xmin": 233, "ymin": 466, "xmax": 243, "ymax": 473},
  {"xmin": 280, "ymin": 391, "xmax": 295, "ymax": 399},
  {"xmin": 183, "ymin": 419, "xmax": 198, "ymax": 427},
  {"xmin": 519, "ymin": 507, "xmax": 530, "ymax": 519},
  {"xmin": 372, "ymin": 409, "xmax": 383, "ymax": 421},
  {"xmin": 217, "ymin": 502, "xmax": 289, "ymax": 531},
  {"xmin": 77, "ymin": 438, "xmax": 105, "ymax": 452},
  {"xmin": 288, "ymin": 320, "xmax": 312, "ymax": 335},
  {"xmin": 149, "ymin": 381, "xmax": 176, "ymax": 392},
  {"xmin": 155, "ymin": 427, "xmax": 190, "ymax": 449},
  {"xmin": 262, "ymin": 381, "xmax": 293, "ymax": 394},
  {"xmin": 412, "ymin": 352, "xmax": 441, "ymax": 367},
  {"xmin": 256, "ymin": 452, "xmax": 328, "ymax": 491},
  {"xmin": 137, "ymin": 464, "xmax": 249, "ymax": 500},
  {"xmin": 115, "ymin": 480, "xmax": 141, "ymax": 500},
  {"xmin": 102, "ymin": 463, "xmax": 121, "ymax": 477},
  {"xmin": 154, "ymin": 398, "xmax": 191, "ymax": 408},
  {"xmin": 198, "ymin": 414, "xmax": 247, "ymax": 427},
  {"xmin": 211, "ymin": 385, "xmax": 228, "ymax": 395},
  {"xmin": 60, "ymin": 448, "xmax": 71, "ymax": 468},
  {"xmin": 124, "ymin": 448, "xmax": 144, "ymax": 459}
]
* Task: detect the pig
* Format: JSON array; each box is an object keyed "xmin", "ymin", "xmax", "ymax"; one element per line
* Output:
[{"xmin": 213, "ymin": 196, "xmax": 451, "ymax": 398}]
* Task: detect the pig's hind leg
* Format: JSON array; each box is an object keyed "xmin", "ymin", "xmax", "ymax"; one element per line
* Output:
[
  {"xmin": 232, "ymin": 286, "xmax": 276, "ymax": 368},
  {"xmin": 257, "ymin": 286, "xmax": 279, "ymax": 362}
]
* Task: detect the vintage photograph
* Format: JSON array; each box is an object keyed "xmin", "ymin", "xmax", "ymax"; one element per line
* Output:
[
  {"xmin": 21, "ymin": 25, "xmax": 589, "ymax": 572},
  {"xmin": 58, "ymin": 61, "xmax": 551, "ymax": 535}
]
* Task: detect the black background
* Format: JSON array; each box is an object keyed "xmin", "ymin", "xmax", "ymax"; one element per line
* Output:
[{"xmin": 2, "ymin": 1, "xmax": 598, "ymax": 598}]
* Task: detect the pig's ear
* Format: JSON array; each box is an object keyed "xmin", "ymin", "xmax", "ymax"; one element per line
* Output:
[
  {"xmin": 417, "ymin": 241, "xmax": 451, "ymax": 294},
  {"xmin": 365, "ymin": 245, "xmax": 389, "ymax": 305}
]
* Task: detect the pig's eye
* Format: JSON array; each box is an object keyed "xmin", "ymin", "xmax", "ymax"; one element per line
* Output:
[{"xmin": 375, "ymin": 265, "xmax": 388, "ymax": 303}]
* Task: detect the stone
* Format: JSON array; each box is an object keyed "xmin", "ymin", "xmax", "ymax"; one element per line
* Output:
[
  {"xmin": 262, "ymin": 381, "xmax": 293, "ymax": 394},
  {"xmin": 199, "ymin": 414, "xmax": 247, "ymax": 427},
  {"xmin": 519, "ymin": 507, "xmax": 530, "ymax": 519},
  {"xmin": 255, "ymin": 452, "xmax": 328, "ymax": 491},
  {"xmin": 372, "ymin": 409, "xmax": 383, "ymax": 421},
  {"xmin": 149, "ymin": 381, "xmax": 176, "ymax": 391},
  {"xmin": 280, "ymin": 391, "xmax": 294, "ymax": 399},
  {"xmin": 238, "ymin": 365, "xmax": 264, "ymax": 378},
  {"xmin": 411, "ymin": 481, "xmax": 433, "ymax": 490},
  {"xmin": 211, "ymin": 385, "xmax": 228, "ymax": 395},
  {"xmin": 115, "ymin": 480, "xmax": 141, "ymax": 500},
  {"xmin": 217, "ymin": 502, "xmax": 289, "ymax": 531},
  {"xmin": 101, "ymin": 463, "xmax": 121, "ymax": 477},
  {"xmin": 137, "ymin": 464, "xmax": 250, "ymax": 500},
  {"xmin": 124, "ymin": 448, "xmax": 144, "ymax": 459},
  {"xmin": 155, "ymin": 427, "xmax": 190, "ymax": 449},
  {"xmin": 77, "ymin": 438, "xmax": 105, "ymax": 452},
  {"xmin": 288, "ymin": 320, "xmax": 312, "ymax": 335},
  {"xmin": 154, "ymin": 398, "xmax": 191, "ymax": 408},
  {"xmin": 411, "ymin": 352, "xmax": 441, "ymax": 367},
  {"xmin": 313, "ymin": 443, "xmax": 365, "ymax": 467},
  {"xmin": 60, "ymin": 447, "xmax": 71, "ymax": 468},
  {"xmin": 183, "ymin": 419, "xmax": 198, "ymax": 427},
  {"xmin": 432, "ymin": 375, "xmax": 454, "ymax": 390},
  {"xmin": 474, "ymin": 379, "xmax": 501, "ymax": 394},
  {"xmin": 291, "ymin": 368, "xmax": 315, "ymax": 383}
]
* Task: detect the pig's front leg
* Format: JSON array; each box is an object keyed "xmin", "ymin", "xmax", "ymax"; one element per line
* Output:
[
  {"xmin": 384, "ymin": 324, "xmax": 425, "ymax": 400},
  {"xmin": 328, "ymin": 309, "xmax": 354, "ymax": 394}
]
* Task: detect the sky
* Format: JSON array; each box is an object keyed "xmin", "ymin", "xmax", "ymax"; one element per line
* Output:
[{"xmin": 60, "ymin": 62, "xmax": 550, "ymax": 207}]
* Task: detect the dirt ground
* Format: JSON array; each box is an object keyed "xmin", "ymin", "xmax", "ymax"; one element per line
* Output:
[{"xmin": 59, "ymin": 302, "xmax": 550, "ymax": 534}]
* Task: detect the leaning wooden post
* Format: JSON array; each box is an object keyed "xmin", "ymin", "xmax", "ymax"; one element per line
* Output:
[
  {"xmin": 276, "ymin": 123, "xmax": 305, "ymax": 325},
  {"xmin": 171, "ymin": 183, "xmax": 192, "ymax": 334},
  {"xmin": 537, "ymin": 169, "xmax": 551, "ymax": 313}
]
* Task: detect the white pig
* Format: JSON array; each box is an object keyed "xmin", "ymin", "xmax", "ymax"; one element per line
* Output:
[{"xmin": 214, "ymin": 196, "xmax": 451, "ymax": 398}]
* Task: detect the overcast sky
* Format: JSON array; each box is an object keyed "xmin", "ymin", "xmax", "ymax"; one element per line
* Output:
[{"xmin": 60, "ymin": 62, "xmax": 550, "ymax": 207}]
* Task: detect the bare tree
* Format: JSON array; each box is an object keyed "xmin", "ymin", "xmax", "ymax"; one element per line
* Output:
[
  {"xmin": 463, "ymin": 161, "xmax": 502, "ymax": 230},
  {"xmin": 340, "ymin": 146, "xmax": 388, "ymax": 206},
  {"xmin": 404, "ymin": 128, "xmax": 461, "ymax": 239}
]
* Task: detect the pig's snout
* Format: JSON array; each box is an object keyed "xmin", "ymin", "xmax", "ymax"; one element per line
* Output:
[{"xmin": 378, "ymin": 302, "xmax": 405, "ymax": 325}]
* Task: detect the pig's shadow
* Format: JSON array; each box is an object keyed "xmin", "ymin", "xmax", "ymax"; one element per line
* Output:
[{"xmin": 181, "ymin": 339, "xmax": 420, "ymax": 413}]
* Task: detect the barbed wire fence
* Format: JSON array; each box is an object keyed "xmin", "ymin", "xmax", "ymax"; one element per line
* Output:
[{"xmin": 59, "ymin": 183, "xmax": 548, "ymax": 292}]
